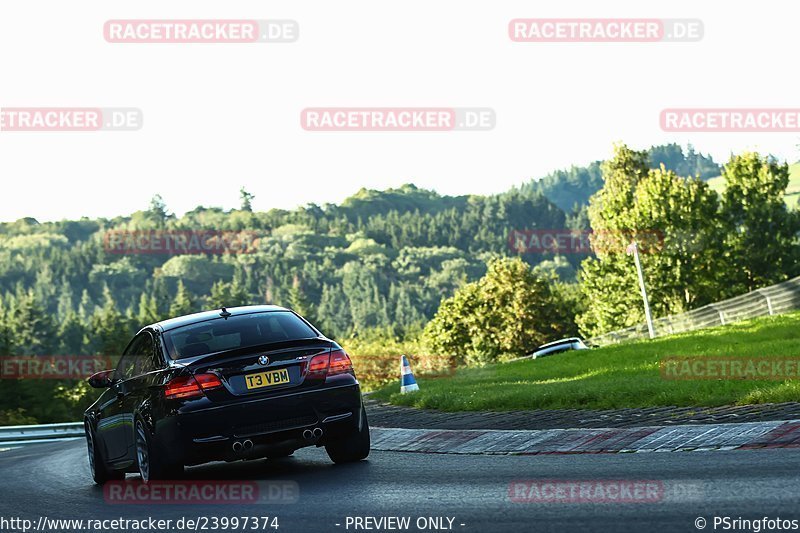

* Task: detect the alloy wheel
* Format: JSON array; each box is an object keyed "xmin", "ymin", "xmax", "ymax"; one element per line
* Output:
[
  {"xmin": 135, "ymin": 422, "xmax": 150, "ymax": 482},
  {"xmin": 86, "ymin": 426, "xmax": 96, "ymax": 476}
]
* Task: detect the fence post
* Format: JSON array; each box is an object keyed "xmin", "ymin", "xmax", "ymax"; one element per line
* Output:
[
  {"xmin": 758, "ymin": 291, "xmax": 774, "ymax": 316},
  {"xmin": 629, "ymin": 242, "xmax": 656, "ymax": 339},
  {"xmin": 710, "ymin": 305, "xmax": 725, "ymax": 325}
]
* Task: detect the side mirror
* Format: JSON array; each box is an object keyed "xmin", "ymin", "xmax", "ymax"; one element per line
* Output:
[{"xmin": 88, "ymin": 369, "xmax": 115, "ymax": 388}]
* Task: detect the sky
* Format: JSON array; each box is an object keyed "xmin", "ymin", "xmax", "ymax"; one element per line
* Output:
[{"xmin": 1, "ymin": 0, "xmax": 798, "ymax": 222}]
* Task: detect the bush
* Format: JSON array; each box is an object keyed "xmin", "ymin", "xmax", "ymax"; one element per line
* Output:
[
  {"xmin": 423, "ymin": 257, "xmax": 573, "ymax": 364},
  {"xmin": 0, "ymin": 408, "xmax": 38, "ymax": 425}
]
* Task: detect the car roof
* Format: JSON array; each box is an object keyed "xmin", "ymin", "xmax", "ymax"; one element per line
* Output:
[
  {"xmin": 536, "ymin": 337, "xmax": 583, "ymax": 350},
  {"xmin": 150, "ymin": 305, "xmax": 291, "ymax": 332}
]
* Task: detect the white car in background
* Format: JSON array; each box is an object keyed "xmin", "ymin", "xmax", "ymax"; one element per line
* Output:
[{"xmin": 530, "ymin": 337, "xmax": 589, "ymax": 359}]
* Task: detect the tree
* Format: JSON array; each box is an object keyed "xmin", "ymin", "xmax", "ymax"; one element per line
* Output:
[
  {"xmin": 627, "ymin": 167, "xmax": 724, "ymax": 310},
  {"xmin": 89, "ymin": 285, "xmax": 131, "ymax": 356},
  {"xmin": 136, "ymin": 292, "xmax": 160, "ymax": 326},
  {"xmin": 240, "ymin": 187, "xmax": 255, "ymax": 212},
  {"xmin": 577, "ymin": 145, "xmax": 725, "ymax": 337},
  {"xmin": 648, "ymin": 143, "xmax": 720, "ymax": 180},
  {"xmin": 151, "ymin": 275, "xmax": 172, "ymax": 317},
  {"xmin": 533, "ymin": 255, "xmax": 577, "ymax": 282},
  {"xmin": 8, "ymin": 290, "xmax": 54, "ymax": 355},
  {"xmin": 229, "ymin": 280, "xmax": 250, "ymax": 307},
  {"xmin": 287, "ymin": 275, "xmax": 312, "ymax": 319},
  {"xmin": 340, "ymin": 262, "xmax": 390, "ymax": 334},
  {"xmin": 316, "ymin": 283, "xmax": 351, "ymax": 338},
  {"xmin": 720, "ymin": 153, "xmax": 800, "ymax": 292},
  {"xmin": 0, "ymin": 297, "xmax": 12, "ymax": 356},
  {"xmin": 588, "ymin": 144, "xmax": 650, "ymax": 228},
  {"xmin": 169, "ymin": 280, "xmax": 193, "ymax": 317},
  {"xmin": 56, "ymin": 280, "xmax": 75, "ymax": 322},
  {"xmin": 207, "ymin": 280, "xmax": 250, "ymax": 308},
  {"xmin": 78, "ymin": 289, "xmax": 94, "ymax": 321},
  {"xmin": 57, "ymin": 311, "xmax": 86, "ymax": 354},
  {"xmin": 390, "ymin": 284, "xmax": 425, "ymax": 334},
  {"xmin": 423, "ymin": 257, "xmax": 570, "ymax": 364},
  {"xmin": 147, "ymin": 194, "xmax": 172, "ymax": 227}
]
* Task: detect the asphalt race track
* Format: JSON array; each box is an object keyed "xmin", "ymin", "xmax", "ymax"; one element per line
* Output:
[{"xmin": 1, "ymin": 440, "xmax": 800, "ymax": 533}]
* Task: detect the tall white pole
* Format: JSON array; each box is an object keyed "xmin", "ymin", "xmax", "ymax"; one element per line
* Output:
[{"xmin": 632, "ymin": 242, "xmax": 656, "ymax": 339}]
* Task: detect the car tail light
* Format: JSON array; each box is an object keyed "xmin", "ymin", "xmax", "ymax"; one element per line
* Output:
[
  {"xmin": 306, "ymin": 349, "xmax": 353, "ymax": 379},
  {"xmin": 329, "ymin": 349, "xmax": 353, "ymax": 375},
  {"xmin": 194, "ymin": 373, "xmax": 223, "ymax": 390},
  {"xmin": 307, "ymin": 353, "xmax": 330, "ymax": 378},
  {"xmin": 165, "ymin": 373, "xmax": 222, "ymax": 400}
]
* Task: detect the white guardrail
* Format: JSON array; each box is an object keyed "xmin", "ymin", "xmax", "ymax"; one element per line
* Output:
[
  {"xmin": 0, "ymin": 422, "xmax": 84, "ymax": 444},
  {"xmin": 587, "ymin": 275, "xmax": 800, "ymax": 347}
]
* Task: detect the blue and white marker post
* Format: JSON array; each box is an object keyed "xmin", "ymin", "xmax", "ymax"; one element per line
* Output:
[{"xmin": 400, "ymin": 355, "xmax": 419, "ymax": 393}]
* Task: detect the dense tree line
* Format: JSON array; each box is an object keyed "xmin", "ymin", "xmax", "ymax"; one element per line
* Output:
[
  {"xmin": 0, "ymin": 185, "xmax": 566, "ymax": 347},
  {"xmin": 1, "ymin": 143, "xmax": 796, "ymax": 422},
  {"xmin": 516, "ymin": 143, "xmax": 721, "ymax": 212}
]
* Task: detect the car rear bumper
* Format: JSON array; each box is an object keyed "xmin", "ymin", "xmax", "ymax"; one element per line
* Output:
[{"xmin": 155, "ymin": 383, "xmax": 364, "ymax": 466}]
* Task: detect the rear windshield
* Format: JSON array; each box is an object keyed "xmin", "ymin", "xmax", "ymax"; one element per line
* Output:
[{"xmin": 163, "ymin": 311, "xmax": 318, "ymax": 360}]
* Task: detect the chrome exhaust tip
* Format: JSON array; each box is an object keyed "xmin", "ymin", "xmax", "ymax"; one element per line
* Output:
[
  {"xmin": 232, "ymin": 441, "xmax": 243, "ymax": 452},
  {"xmin": 312, "ymin": 427, "xmax": 323, "ymax": 439},
  {"xmin": 243, "ymin": 439, "xmax": 254, "ymax": 450},
  {"xmin": 302, "ymin": 429, "xmax": 313, "ymax": 440}
]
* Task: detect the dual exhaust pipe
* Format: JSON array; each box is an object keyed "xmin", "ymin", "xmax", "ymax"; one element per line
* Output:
[
  {"xmin": 303, "ymin": 428, "xmax": 323, "ymax": 441},
  {"xmin": 231, "ymin": 439, "xmax": 253, "ymax": 452},
  {"xmin": 231, "ymin": 428, "xmax": 322, "ymax": 452}
]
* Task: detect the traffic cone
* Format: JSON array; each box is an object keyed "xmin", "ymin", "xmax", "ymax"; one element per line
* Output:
[{"xmin": 400, "ymin": 355, "xmax": 419, "ymax": 393}]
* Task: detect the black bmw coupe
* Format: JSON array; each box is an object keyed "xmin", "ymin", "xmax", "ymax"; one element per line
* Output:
[{"xmin": 84, "ymin": 305, "xmax": 370, "ymax": 484}]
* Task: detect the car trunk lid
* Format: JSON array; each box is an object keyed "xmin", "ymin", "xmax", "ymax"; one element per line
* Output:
[{"xmin": 179, "ymin": 339, "xmax": 332, "ymax": 397}]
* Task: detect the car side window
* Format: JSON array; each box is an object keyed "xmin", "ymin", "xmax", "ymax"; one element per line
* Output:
[
  {"xmin": 134, "ymin": 333, "xmax": 158, "ymax": 375},
  {"xmin": 115, "ymin": 336, "xmax": 144, "ymax": 381},
  {"xmin": 150, "ymin": 334, "xmax": 166, "ymax": 372}
]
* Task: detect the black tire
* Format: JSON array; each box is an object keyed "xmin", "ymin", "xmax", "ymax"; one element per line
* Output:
[
  {"xmin": 135, "ymin": 419, "xmax": 183, "ymax": 483},
  {"xmin": 85, "ymin": 422, "xmax": 124, "ymax": 485},
  {"xmin": 325, "ymin": 407, "xmax": 371, "ymax": 464}
]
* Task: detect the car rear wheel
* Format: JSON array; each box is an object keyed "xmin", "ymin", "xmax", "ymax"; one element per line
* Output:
[
  {"xmin": 325, "ymin": 407, "xmax": 370, "ymax": 464},
  {"xmin": 135, "ymin": 419, "xmax": 183, "ymax": 482},
  {"xmin": 85, "ymin": 422, "xmax": 124, "ymax": 485}
]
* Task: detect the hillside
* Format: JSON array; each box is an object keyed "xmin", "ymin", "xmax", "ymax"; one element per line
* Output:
[
  {"xmin": 516, "ymin": 143, "xmax": 721, "ymax": 212},
  {"xmin": 0, "ymin": 185, "xmax": 567, "ymax": 348}
]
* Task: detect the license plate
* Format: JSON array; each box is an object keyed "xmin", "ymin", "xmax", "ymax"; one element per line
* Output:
[{"xmin": 245, "ymin": 368, "xmax": 290, "ymax": 390}]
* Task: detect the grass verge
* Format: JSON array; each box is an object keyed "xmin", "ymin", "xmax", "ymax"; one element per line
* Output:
[{"xmin": 370, "ymin": 311, "xmax": 800, "ymax": 411}]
